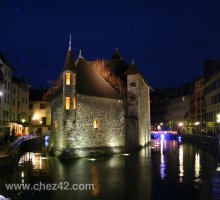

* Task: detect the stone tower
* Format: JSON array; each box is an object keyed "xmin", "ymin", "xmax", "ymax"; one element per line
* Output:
[
  {"xmin": 126, "ymin": 59, "xmax": 140, "ymax": 118},
  {"xmin": 126, "ymin": 59, "xmax": 151, "ymax": 146},
  {"xmin": 63, "ymin": 34, "xmax": 76, "ymax": 113},
  {"xmin": 62, "ymin": 34, "xmax": 77, "ymax": 152},
  {"xmin": 49, "ymin": 43, "xmax": 151, "ymax": 158}
]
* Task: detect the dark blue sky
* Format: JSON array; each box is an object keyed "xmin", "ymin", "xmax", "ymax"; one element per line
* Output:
[{"xmin": 1, "ymin": 0, "xmax": 220, "ymax": 89}]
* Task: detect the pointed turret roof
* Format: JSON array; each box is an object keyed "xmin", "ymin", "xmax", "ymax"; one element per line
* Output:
[
  {"xmin": 112, "ymin": 48, "xmax": 122, "ymax": 60},
  {"xmin": 64, "ymin": 34, "xmax": 75, "ymax": 71},
  {"xmin": 125, "ymin": 58, "xmax": 140, "ymax": 75}
]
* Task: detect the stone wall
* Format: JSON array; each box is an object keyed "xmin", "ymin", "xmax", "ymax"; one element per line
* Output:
[
  {"xmin": 50, "ymin": 75, "xmax": 151, "ymax": 158},
  {"xmin": 127, "ymin": 74, "xmax": 151, "ymax": 146},
  {"xmin": 50, "ymin": 96, "xmax": 67, "ymax": 155},
  {"xmin": 125, "ymin": 117, "xmax": 139, "ymax": 149},
  {"xmin": 50, "ymin": 94, "xmax": 127, "ymax": 157},
  {"xmin": 136, "ymin": 75, "xmax": 151, "ymax": 145},
  {"xmin": 67, "ymin": 95, "xmax": 125, "ymax": 149}
]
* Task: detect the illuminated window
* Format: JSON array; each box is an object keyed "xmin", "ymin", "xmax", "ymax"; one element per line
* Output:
[
  {"xmin": 93, "ymin": 119, "xmax": 99, "ymax": 129},
  {"xmin": 54, "ymin": 119, "xmax": 58, "ymax": 129},
  {"xmin": 73, "ymin": 97, "xmax": 77, "ymax": 110},
  {"xmin": 73, "ymin": 74, "xmax": 76, "ymax": 85},
  {"xmin": 65, "ymin": 97, "xmax": 70, "ymax": 110},
  {"xmin": 66, "ymin": 73, "xmax": 70, "ymax": 85}
]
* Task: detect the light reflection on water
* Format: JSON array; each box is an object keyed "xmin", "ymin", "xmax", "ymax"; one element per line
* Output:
[
  {"xmin": 18, "ymin": 152, "xmax": 47, "ymax": 170},
  {"xmin": 90, "ymin": 165, "xmax": 100, "ymax": 197},
  {"xmin": 0, "ymin": 140, "xmax": 218, "ymax": 200},
  {"xmin": 194, "ymin": 153, "xmax": 201, "ymax": 184},
  {"xmin": 179, "ymin": 145, "xmax": 184, "ymax": 183},
  {"xmin": 160, "ymin": 135, "xmax": 166, "ymax": 180}
]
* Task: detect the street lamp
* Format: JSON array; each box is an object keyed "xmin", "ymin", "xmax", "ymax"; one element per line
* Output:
[
  {"xmin": 217, "ymin": 114, "xmax": 220, "ymax": 123},
  {"xmin": 194, "ymin": 122, "xmax": 200, "ymax": 135},
  {"xmin": 178, "ymin": 122, "xmax": 183, "ymax": 134},
  {"xmin": 216, "ymin": 114, "xmax": 220, "ymax": 135},
  {"xmin": 178, "ymin": 122, "xmax": 183, "ymax": 127},
  {"xmin": 157, "ymin": 125, "xmax": 161, "ymax": 132},
  {"xmin": 194, "ymin": 122, "xmax": 200, "ymax": 126}
]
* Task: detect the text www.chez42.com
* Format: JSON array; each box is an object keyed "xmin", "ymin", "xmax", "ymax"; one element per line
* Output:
[{"xmin": 4, "ymin": 182, "xmax": 95, "ymax": 191}]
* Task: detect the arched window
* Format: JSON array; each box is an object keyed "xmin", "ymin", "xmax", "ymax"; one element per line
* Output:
[
  {"xmin": 66, "ymin": 73, "xmax": 70, "ymax": 85},
  {"xmin": 93, "ymin": 119, "xmax": 99, "ymax": 129},
  {"xmin": 54, "ymin": 119, "xmax": 58, "ymax": 129},
  {"xmin": 73, "ymin": 97, "xmax": 77, "ymax": 110},
  {"xmin": 65, "ymin": 97, "xmax": 70, "ymax": 110}
]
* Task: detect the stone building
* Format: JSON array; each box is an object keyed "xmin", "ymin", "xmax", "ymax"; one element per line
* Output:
[
  {"xmin": 10, "ymin": 77, "xmax": 30, "ymax": 136},
  {"xmin": 0, "ymin": 53, "xmax": 12, "ymax": 137},
  {"xmin": 191, "ymin": 77, "xmax": 205, "ymax": 134},
  {"xmin": 48, "ymin": 38, "xmax": 151, "ymax": 158},
  {"xmin": 204, "ymin": 60, "xmax": 220, "ymax": 134},
  {"xmin": 29, "ymin": 89, "xmax": 51, "ymax": 135},
  {"xmin": 170, "ymin": 95, "xmax": 191, "ymax": 133}
]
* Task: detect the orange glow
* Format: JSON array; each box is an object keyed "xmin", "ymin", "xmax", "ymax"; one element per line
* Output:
[
  {"xmin": 73, "ymin": 97, "xmax": 77, "ymax": 110},
  {"xmin": 91, "ymin": 165, "xmax": 100, "ymax": 197},
  {"xmin": 73, "ymin": 73, "xmax": 76, "ymax": 85},
  {"xmin": 65, "ymin": 97, "xmax": 70, "ymax": 110},
  {"xmin": 66, "ymin": 73, "xmax": 70, "ymax": 85},
  {"xmin": 93, "ymin": 119, "xmax": 99, "ymax": 129}
]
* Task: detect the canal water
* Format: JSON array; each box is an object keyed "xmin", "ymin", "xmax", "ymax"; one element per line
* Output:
[{"xmin": 0, "ymin": 138, "xmax": 219, "ymax": 200}]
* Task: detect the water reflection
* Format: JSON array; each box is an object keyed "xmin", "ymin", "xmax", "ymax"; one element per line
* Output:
[
  {"xmin": 18, "ymin": 152, "xmax": 48, "ymax": 170},
  {"xmin": 194, "ymin": 153, "xmax": 201, "ymax": 184},
  {"xmin": 90, "ymin": 165, "xmax": 100, "ymax": 197},
  {"xmin": 0, "ymin": 140, "xmax": 218, "ymax": 200},
  {"xmin": 160, "ymin": 135, "xmax": 166, "ymax": 180},
  {"xmin": 179, "ymin": 145, "xmax": 184, "ymax": 183}
]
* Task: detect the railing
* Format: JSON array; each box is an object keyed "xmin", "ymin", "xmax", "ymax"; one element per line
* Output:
[{"xmin": 10, "ymin": 135, "xmax": 39, "ymax": 150}]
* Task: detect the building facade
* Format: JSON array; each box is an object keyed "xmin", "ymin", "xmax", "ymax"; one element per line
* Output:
[
  {"xmin": 170, "ymin": 95, "xmax": 191, "ymax": 133},
  {"xmin": 0, "ymin": 54, "xmax": 12, "ymax": 137},
  {"xmin": 10, "ymin": 77, "xmax": 30, "ymax": 136},
  {"xmin": 29, "ymin": 89, "xmax": 51, "ymax": 135},
  {"xmin": 204, "ymin": 60, "xmax": 220, "ymax": 134},
  {"xmin": 48, "ymin": 40, "xmax": 151, "ymax": 158},
  {"xmin": 191, "ymin": 77, "xmax": 205, "ymax": 134}
]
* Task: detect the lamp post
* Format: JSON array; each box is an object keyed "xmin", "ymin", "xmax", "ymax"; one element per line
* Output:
[
  {"xmin": 178, "ymin": 122, "xmax": 183, "ymax": 134},
  {"xmin": 194, "ymin": 122, "xmax": 200, "ymax": 135}
]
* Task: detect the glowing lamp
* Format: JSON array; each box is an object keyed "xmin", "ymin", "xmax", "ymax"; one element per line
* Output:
[
  {"xmin": 32, "ymin": 114, "xmax": 40, "ymax": 120},
  {"xmin": 178, "ymin": 122, "xmax": 183, "ymax": 127},
  {"xmin": 217, "ymin": 114, "xmax": 220, "ymax": 123}
]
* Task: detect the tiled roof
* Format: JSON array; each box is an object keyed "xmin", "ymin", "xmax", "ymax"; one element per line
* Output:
[
  {"xmin": 76, "ymin": 58, "xmax": 121, "ymax": 99},
  {"xmin": 64, "ymin": 50, "xmax": 75, "ymax": 71},
  {"xmin": 89, "ymin": 59, "xmax": 129, "ymax": 80},
  {"xmin": 125, "ymin": 63, "xmax": 140, "ymax": 75}
]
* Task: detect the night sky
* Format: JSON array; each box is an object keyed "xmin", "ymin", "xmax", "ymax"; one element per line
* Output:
[{"xmin": 1, "ymin": 0, "xmax": 220, "ymax": 89}]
